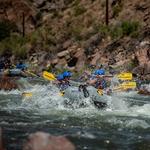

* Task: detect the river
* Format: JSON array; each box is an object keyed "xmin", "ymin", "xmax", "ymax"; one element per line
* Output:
[{"xmin": 0, "ymin": 79, "xmax": 150, "ymax": 150}]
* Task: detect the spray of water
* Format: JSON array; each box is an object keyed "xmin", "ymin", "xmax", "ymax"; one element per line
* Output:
[{"xmin": 0, "ymin": 80, "xmax": 150, "ymax": 129}]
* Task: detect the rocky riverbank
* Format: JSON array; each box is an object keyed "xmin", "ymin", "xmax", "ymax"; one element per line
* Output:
[{"xmin": 0, "ymin": 0, "xmax": 149, "ymax": 80}]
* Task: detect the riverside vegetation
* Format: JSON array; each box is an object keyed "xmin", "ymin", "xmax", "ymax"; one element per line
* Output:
[{"xmin": 0, "ymin": 0, "xmax": 149, "ymax": 79}]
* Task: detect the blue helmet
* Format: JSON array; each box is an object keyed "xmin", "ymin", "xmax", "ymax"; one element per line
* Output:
[
  {"xmin": 57, "ymin": 74, "xmax": 64, "ymax": 80},
  {"xmin": 16, "ymin": 63, "xmax": 27, "ymax": 70},
  {"xmin": 63, "ymin": 71, "xmax": 72, "ymax": 78},
  {"xmin": 94, "ymin": 69, "xmax": 105, "ymax": 75}
]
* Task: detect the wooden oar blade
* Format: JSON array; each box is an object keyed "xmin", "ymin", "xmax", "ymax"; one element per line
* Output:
[{"xmin": 43, "ymin": 71, "xmax": 56, "ymax": 81}]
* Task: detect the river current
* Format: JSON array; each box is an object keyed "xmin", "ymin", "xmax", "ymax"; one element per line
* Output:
[{"xmin": 0, "ymin": 79, "xmax": 150, "ymax": 150}]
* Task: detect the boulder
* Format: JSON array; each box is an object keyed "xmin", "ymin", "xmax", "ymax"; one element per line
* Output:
[
  {"xmin": 90, "ymin": 52, "xmax": 101, "ymax": 66},
  {"xmin": 138, "ymin": 89, "xmax": 150, "ymax": 95},
  {"xmin": 74, "ymin": 48, "xmax": 84, "ymax": 58},
  {"xmin": 68, "ymin": 45, "xmax": 78, "ymax": 54},
  {"xmin": 63, "ymin": 40, "xmax": 72, "ymax": 50},
  {"xmin": 140, "ymin": 41, "xmax": 150, "ymax": 47},
  {"xmin": 133, "ymin": 41, "xmax": 150, "ymax": 79},
  {"xmin": 133, "ymin": 62, "xmax": 150, "ymax": 76},
  {"xmin": 84, "ymin": 33, "xmax": 102, "ymax": 55},
  {"xmin": 57, "ymin": 50, "xmax": 69, "ymax": 58},
  {"xmin": 38, "ymin": 52, "xmax": 47, "ymax": 63},
  {"xmin": 23, "ymin": 132, "xmax": 75, "ymax": 150},
  {"xmin": 132, "ymin": 66, "xmax": 143, "ymax": 75},
  {"xmin": 75, "ymin": 49, "xmax": 86, "ymax": 71},
  {"xmin": 144, "ymin": 62, "xmax": 150, "ymax": 75},
  {"xmin": 55, "ymin": 58, "xmax": 67, "ymax": 69},
  {"xmin": 0, "ymin": 76, "xmax": 18, "ymax": 90},
  {"xmin": 136, "ymin": 47, "xmax": 150, "ymax": 65},
  {"xmin": 58, "ymin": 58, "xmax": 67, "ymax": 66},
  {"xmin": 51, "ymin": 59, "xmax": 58, "ymax": 65}
]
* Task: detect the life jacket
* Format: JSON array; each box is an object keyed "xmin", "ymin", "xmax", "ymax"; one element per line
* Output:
[
  {"xmin": 58, "ymin": 81, "xmax": 70, "ymax": 91},
  {"xmin": 95, "ymin": 79, "xmax": 107, "ymax": 89}
]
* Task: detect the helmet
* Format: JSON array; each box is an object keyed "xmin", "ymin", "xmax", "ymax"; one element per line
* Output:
[
  {"xmin": 57, "ymin": 74, "xmax": 64, "ymax": 80},
  {"xmin": 16, "ymin": 63, "xmax": 27, "ymax": 70},
  {"xmin": 94, "ymin": 69, "xmax": 105, "ymax": 75},
  {"xmin": 94, "ymin": 70, "xmax": 99, "ymax": 75},
  {"xmin": 63, "ymin": 71, "xmax": 72, "ymax": 78}
]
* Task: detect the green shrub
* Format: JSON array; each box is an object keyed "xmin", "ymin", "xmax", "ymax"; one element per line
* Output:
[
  {"xmin": 121, "ymin": 21, "xmax": 140, "ymax": 36},
  {"xmin": 0, "ymin": 20, "xmax": 17, "ymax": 41},
  {"xmin": 29, "ymin": 31, "xmax": 39, "ymax": 45},
  {"xmin": 110, "ymin": 26, "xmax": 123, "ymax": 38},
  {"xmin": 29, "ymin": 27, "xmax": 47, "ymax": 45},
  {"xmin": 52, "ymin": 11, "xmax": 63, "ymax": 19},
  {"xmin": 69, "ymin": 25, "xmax": 83, "ymax": 41},
  {"xmin": 65, "ymin": 0, "xmax": 74, "ymax": 5},
  {"xmin": 29, "ymin": 27, "xmax": 58, "ymax": 52},
  {"xmin": 0, "ymin": 35, "xmax": 28, "ymax": 58},
  {"xmin": 72, "ymin": 0, "xmax": 80, "ymax": 6},
  {"xmin": 95, "ymin": 21, "xmax": 140, "ymax": 39},
  {"xmin": 73, "ymin": 5, "xmax": 86, "ymax": 16},
  {"xmin": 36, "ymin": 12, "xmax": 42, "ymax": 21},
  {"xmin": 112, "ymin": 4, "xmax": 122, "ymax": 18},
  {"xmin": 99, "ymin": 25, "xmax": 110, "ymax": 36}
]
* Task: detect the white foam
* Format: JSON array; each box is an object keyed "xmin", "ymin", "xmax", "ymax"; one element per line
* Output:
[
  {"xmin": 125, "ymin": 119, "xmax": 150, "ymax": 129},
  {"xmin": 0, "ymin": 83, "xmax": 150, "ymax": 129}
]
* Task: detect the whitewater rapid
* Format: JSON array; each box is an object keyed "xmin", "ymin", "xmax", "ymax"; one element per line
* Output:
[
  {"xmin": 0, "ymin": 81, "xmax": 149, "ymax": 129},
  {"xmin": 0, "ymin": 80, "xmax": 150, "ymax": 150}
]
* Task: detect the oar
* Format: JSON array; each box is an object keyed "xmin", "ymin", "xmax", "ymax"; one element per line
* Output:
[
  {"xmin": 116, "ymin": 72, "xmax": 132, "ymax": 80},
  {"xmin": 24, "ymin": 70, "xmax": 39, "ymax": 78},
  {"xmin": 113, "ymin": 81, "xmax": 137, "ymax": 91},
  {"xmin": 12, "ymin": 64, "xmax": 40, "ymax": 78},
  {"xmin": 43, "ymin": 71, "xmax": 66, "ymax": 96},
  {"xmin": 22, "ymin": 71, "xmax": 56, "ymax": 98},
  {"xmin": 97, "ymin": 72, "xmax": 133, "ymax": 80},
  {"xmin": 97, "ymin": 89, "xmax": 103, "ymax": 96},
  {"xmin": 22, "ymin": 92, "xmax": 33, "ymax": 97},
  {"xmin": 42, "ymin": 71, "xmax": 56, "ymax": 81}
]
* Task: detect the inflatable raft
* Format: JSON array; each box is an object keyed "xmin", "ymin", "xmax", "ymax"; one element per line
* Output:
[{"xmin": 61, "ymin": 86, "xmax": 109, "ymax": 109}]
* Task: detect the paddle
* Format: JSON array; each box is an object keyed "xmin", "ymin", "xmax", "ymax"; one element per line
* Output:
[
  {"xmin": 97, "ymin": 89, "xmax": 103, "ymax": 96},
  {"xmin": 22, "ymin": 71, "xmax": 56, "ymax": 98},
  {"xmin": 25, "ymin": 70, "xmax": 39, "ymax": 77},
  {"xmin": 23, "ymin": 71, "xmax": 135, "ymax": 98},
  {"xmin": 42, "ymin": 71, "xmax": 67, "ymax": 96},
  {"xmin": 97, "ymin": 72, "xmax": 133, "ymax": 80},
  {"xmin": 12, "ymin": 64, "xmax": 40, "ymax": 78},
  {"xmin": 42, "ymin": 71, "xmax": 56, "ymax": 81},
  {"xmin": 22, "ymin": 92, "xmax": 33, "ymax": 98},
  {"xmin": 114, "ymin": 81, "xmax": 137, "ymax": 91},
  {"xmin": 116, "ymin": 72, "xmax": 132, "ymax": 80}
]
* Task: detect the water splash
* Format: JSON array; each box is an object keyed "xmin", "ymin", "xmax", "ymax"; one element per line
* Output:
[{"xmin": 0, "ymin": 82, "xmax": 150, "ymax": 129}]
